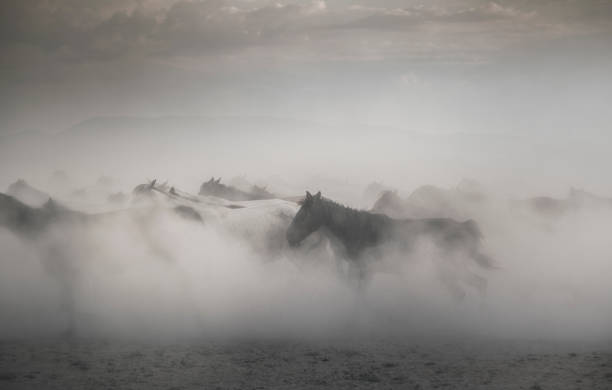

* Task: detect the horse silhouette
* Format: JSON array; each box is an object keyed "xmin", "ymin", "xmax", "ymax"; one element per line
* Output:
[
  {"xmin": 516, "ymin": 188, "xmax": 612, "ymax": 218},
  {"xmin": 199, "ymin": 177, "xmax": 275, "ymax": 201},
  {"xmin": 372, "ymin": 182, "xmax": 486, "ymax": 220},
  {"xmin": 287, "ymin": 191, "xmax": 494, "ymax": 293},
  {"xmin": 0, "ymin": 193, "xmax": 86, "ymax": 236}
]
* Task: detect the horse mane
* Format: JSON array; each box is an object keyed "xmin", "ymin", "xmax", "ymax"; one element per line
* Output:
[
  {"xmin": 297, "ymin": 197, "xmax": 372, "ymax": 219},
  {"xmin": 319, "ymin": 197, "xmax": 373, "ymax": 219}
]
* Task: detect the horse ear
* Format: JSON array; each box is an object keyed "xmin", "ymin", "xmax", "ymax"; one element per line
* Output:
[
  {"xmin": 209, "ymin": 177, "xmax": 214, "ymax": 183},
  {"xmin": 305, "ymin": 191, "xmax": 312, "ymax": 200},
  {"xmin": 216, "ymin": 178, "xmax": 221, "ymax": 184},
  {"xmin": 314, "ymin": 191, "xmax": 321, "ymax": 200}
]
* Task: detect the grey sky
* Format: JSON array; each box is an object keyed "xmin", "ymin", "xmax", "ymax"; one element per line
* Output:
[{"xmin": 1, "ymin": 0, "xmax": 611, "ymax": 134}]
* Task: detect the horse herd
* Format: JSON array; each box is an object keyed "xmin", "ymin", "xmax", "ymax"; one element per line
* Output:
[{"xmin": 0, "ymin": 176, "xmax": 504, "ymax": 298}]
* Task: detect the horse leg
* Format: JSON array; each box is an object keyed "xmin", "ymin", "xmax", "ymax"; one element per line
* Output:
[
  {"xmin": 434, "ymin": 259, "xmax": 467, "ymax": 301},
  {"xmin": 449, "ymin": 244, "xmax": 490, "ymax": 296},
  {"xmin": 472, "ymin": 251, "xmax": 496, "ymax": 269},
  {"xmin": 441, "ymin": 245, "xmax": 490, "ymax": 298},
  {"xmin": 346, "ymin": 256, "xmax": 372, "ymax": 292},
  {"xmin": 438, "ymin": 268, "xmax": 466, "ymax": 301},
  {"xmin": 324, "ymin": 238, "xmax": 353, "ymax": 281},
  {"xmin": 463, "ymin": 271, "xmax": 487, "ymax": 296}
]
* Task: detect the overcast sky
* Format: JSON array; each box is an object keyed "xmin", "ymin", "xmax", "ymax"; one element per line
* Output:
[{"xmin": 1, "ymin": 0, "xmax": 611, "ymax": 135}]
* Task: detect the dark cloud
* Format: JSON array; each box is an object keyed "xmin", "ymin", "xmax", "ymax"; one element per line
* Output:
[
  {"xmin": 1, "ymin": 0, "xmax": 610, "ymax": 61},
  {"xmin": 0, "ymin": 1, "xmax": 332, "ymax": 60}
]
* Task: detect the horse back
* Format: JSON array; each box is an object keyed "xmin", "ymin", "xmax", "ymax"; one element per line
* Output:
[{"xmin": 394, "ymin": 217, "xmax": 482, "ymax": 243}]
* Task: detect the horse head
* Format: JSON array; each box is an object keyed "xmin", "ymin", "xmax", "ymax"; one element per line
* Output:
[{"xmin": 286, "ymin": 191, "xmax": 323, "ymax": 247}]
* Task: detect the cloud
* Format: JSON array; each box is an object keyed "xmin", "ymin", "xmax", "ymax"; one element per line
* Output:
[
  {"xmin": 0, "ymin": 0, "xmax": 335, "ymax": 60},
  {"xmin": 1, "ymin": 0, "xmax": 610, "ymax": 62},
  {"xmin": 344, "ymin": 2, "xmax": 529, "ymax": 30}
]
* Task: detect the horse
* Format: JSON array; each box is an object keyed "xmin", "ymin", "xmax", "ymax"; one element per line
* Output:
[
  {"xmin": 0, "ymin": 193, "xmax": 86, "ymax": 236},
  {"xmin": 371, "ymin": 183, "xmax": 486, "ymax": 220},
  {"xmin": 286, "ymin": 191, "xmax": 494, "ymax": 294},
  {"xmin": 199, "ymin": 177, "xmax": 276, "ymax": 201},
  {"xmin": 6, "ymin": 179, "xmax": 51, "ymax": 207}
]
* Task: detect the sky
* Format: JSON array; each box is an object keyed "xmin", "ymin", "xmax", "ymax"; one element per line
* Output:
[{"xmin": 1, "ymin": 0, "xmax": 611, "ymax": 136}]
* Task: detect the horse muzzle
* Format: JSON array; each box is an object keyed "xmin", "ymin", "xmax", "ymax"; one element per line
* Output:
[{"xmin": 286, "ymin": 230, "xmax": 302, "ymax": 248}]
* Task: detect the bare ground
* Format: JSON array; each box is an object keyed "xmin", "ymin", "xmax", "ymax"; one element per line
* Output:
[{"xmin": 0, "ymin": 338, "xmax": 611, "ymax": 389}]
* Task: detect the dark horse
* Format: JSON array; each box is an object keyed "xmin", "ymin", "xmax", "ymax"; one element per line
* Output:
[{"xmin": 287, "ymin": 191, "xmax": 494, "ymax": 292}]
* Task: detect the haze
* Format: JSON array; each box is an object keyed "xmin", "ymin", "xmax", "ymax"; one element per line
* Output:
[{"xmin": 1, "ymin": 0, "xmax": 612, "ymax": 344}]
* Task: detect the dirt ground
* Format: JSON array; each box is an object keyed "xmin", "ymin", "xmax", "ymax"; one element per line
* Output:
[{"xmin": 1, "ymin": 337, "xmax": 611, "ymax": 389}]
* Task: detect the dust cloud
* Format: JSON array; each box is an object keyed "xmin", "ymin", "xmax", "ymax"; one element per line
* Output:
[{"xmin": 1, "ymin": 169, "xmax": 611, "ymax": 343}]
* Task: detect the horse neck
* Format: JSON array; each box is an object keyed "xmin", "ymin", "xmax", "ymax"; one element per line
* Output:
[{"xmin": 318, "ymin": 201, "xmax": 353, "ymax": 243}]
